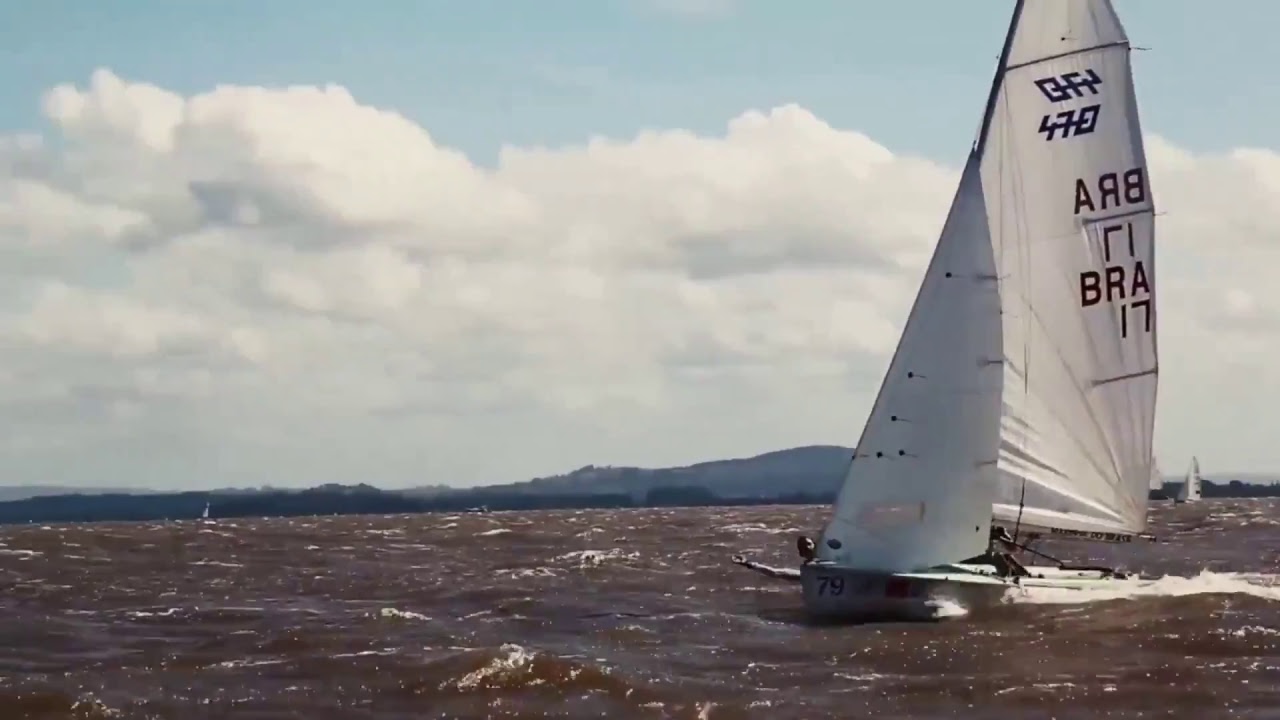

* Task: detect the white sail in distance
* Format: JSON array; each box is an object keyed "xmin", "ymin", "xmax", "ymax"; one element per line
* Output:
[{"xmin": 1176, "ymin": 457, "xmax": 1201, "ymax": 502}]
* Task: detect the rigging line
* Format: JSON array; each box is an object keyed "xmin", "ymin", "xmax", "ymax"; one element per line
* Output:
[
  {"xmin": 993, "ymin": 36, "xmax": 1037, "ymax": 518},
  {"xmin": 1058, "ymin": 220, "xmax": 1121, "ymax": 460},
  {"xmin": 1012, "ymin": 474, "xmax": 1027, "ymax": 544},
  {"xmin": 1061, "ymin": 298, "xmax": 1129, "ymax": 494},
  {"xmin": 1080, "ymin": 218, "xmax": 1141, "ymax": 488},
  {"xmin": 1016, "ymin": 226, "xmax": 1120, "ymax": 479},
  {"xmin": 1005, "ymin": 534, "xmax": 1066, "ymax": 568},
  {"xmin": 1015, "ymin": 297, "xmax": 1120, "ymax": 489}
]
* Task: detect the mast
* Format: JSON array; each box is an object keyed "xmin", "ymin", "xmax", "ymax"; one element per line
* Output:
[
  {"xmin": 974, "ymin": 0, "xmax": 1027, "ymax": 161},
  {"xmin": 974, "ymin": 0, "xmax": 1028, "ymax": 534}
]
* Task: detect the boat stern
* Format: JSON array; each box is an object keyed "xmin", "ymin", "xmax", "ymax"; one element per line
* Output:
[{"xmin": 799, "ymin": 561, "xmax": 1008, "ymax": 622}]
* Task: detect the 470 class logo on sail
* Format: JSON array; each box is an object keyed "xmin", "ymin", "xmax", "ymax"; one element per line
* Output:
[{"xmin": 1034, "ymin": 69, "xmax": 1103, "ymax": 141}]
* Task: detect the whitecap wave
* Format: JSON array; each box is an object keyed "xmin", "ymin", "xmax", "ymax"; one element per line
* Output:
[{"xmin": 1005, "ymin": 570, "xmax": 1280, "ymax": 605}]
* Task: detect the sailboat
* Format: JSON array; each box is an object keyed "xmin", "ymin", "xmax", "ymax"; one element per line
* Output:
[
  {"xmin": 732, "ymin": 0, "xmax": 1160, "ymax": 620},
  {"xmin": 1174, "ymin": 458, "xmax": 1202, "ymax": 503},
  {"xmin": 201, "ymin": 502, "xmax": 213, "ymax": 522}
]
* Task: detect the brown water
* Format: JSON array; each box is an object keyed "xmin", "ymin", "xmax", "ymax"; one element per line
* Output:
[{"xmin": 0, "ymin": 500, "xmax": 1277, "ymax": 719}]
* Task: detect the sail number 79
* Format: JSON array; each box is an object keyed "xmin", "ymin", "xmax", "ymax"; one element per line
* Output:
[{"xmin": 816, "ymin": 576, "xmax": 845, "ymax": 596}]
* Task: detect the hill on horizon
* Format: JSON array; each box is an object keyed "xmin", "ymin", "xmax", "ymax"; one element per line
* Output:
[
  {"xmin": 3, "ymin": 446, "xmax": 1278, "ymax": 502},
  {"xmin": 403, "ymin": 445, "xmax": 856, "ymax": 501},
  {"xmin": 0, "ymin": 446, "xmax": 1277, "ymax": 526},
  {"xmin": 0, "ymin": 486, "xmax": 148, "ymax": 502}
]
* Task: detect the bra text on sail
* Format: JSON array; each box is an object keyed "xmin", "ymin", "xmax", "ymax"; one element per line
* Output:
[
  {"xmin": 1073, "ymin": 168, "xmax": 1146, "ymax": 216},
  {"xmin": 1079, "ymin": 222, "xmax": 1151, "ymax": 338}
]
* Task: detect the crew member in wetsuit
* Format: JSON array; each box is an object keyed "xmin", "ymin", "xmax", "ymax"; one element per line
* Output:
[
  {"xmin": 991, "ymin": 526, "xmax": 1017, "ymax": 552},
  {"xmin": 796, "ymin": 535, "xmax": 817, "ymax": 564},
  {"xmin": 988, "ymin": 526, "xmax": 1030, "ymax": 577},
  {"xmin": 730, "ymin": 554, "xmax": 801, "ymax": 582},
  {"xmin": 962, "ymin": 526, "xmax": 1028, "ymax": 576}
]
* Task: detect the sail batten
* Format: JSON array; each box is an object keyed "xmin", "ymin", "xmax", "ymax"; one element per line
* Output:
[{"xmin": 1005, "ymin": 41, "xmax": 1129, "ymax": 72}]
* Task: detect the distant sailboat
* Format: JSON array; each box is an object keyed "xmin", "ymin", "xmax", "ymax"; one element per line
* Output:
[
  {"xmin": 732, "ymin": 0, "xmax": 1161, "ymax": 620},
  {"xmin": 201, "ymin": 502, "xmax": 213, "ymax": 522},
  {"xmin": 1175, "ymin": 458, "xmax": 1202, "ymax": 504}
]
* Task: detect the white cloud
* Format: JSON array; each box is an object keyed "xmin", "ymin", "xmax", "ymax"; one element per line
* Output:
[{"xmin": 1, "ymin": 68, "xmax": 1278, "ymax": 488}]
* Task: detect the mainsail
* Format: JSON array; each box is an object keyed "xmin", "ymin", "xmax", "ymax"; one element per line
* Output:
[{"xmin": 981, "ymin": 0, "xmax": 1159, "ymax": 543}]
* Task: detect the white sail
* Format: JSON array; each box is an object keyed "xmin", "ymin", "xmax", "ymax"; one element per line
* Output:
[
  {"xmin": 982, "ymin": 0, "xmax": 1158, "ymax": 542},
  {"xmin": 1176, "ymin": 457, "xmax": 1201, "ymax": 502},
  {"xmin": 816, "ymin": 155, "xmax": 1004, "ymax": 573}
]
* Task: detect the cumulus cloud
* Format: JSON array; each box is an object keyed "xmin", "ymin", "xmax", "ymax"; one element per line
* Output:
[{"xmin": 1, "ymin": 68, "xmax": 1277, "ymax": 488}]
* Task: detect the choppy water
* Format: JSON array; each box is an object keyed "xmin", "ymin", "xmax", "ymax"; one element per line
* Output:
[{"xmin": 0, "ymin": 499, "xmax": 1277, "ymax": 719}]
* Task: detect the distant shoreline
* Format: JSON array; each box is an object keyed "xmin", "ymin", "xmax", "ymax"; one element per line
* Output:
[{"xmin": 0, "ymin": 481, "xmax": 1273, "ymax": 526}]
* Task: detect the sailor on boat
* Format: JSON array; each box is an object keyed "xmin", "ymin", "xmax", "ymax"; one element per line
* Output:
[
  {"xmin": 962, "ymin": 526, "xmax": 1030, "ymax": 578},
  {"xmin": 796, "ymin": 535, "xmax": 816, "ymax": 563},
  {"xmin": 730, "ymin": 553, "xmax": 799, "ymax": 580},
  {"xmin": 726, "ymin": 536, "xmax": 817, "ymax": 582},
  {"xmin": 733, "ymin": 527, "xmax": 1035, "ymax": 583}
]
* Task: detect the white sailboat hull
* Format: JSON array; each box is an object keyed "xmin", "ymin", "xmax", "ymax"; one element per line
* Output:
[
  {"xmin": 800, "ymin": 562, "xmax": 1009, "ymax": 621},
  {"xmin": 797, "ymin": 560, "xmax": 1141, "ymax": 622}
]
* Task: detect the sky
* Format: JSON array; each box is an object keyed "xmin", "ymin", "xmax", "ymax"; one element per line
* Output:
[{"xmin": 0, "ymin": 1, "xmax": 1276, "ymax": 490}]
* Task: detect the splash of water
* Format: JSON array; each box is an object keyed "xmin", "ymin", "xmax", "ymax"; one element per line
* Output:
[
  {"xmin": 1004, "ymin": 570, "xmax": 1280, "ymax": 606},
  {"xmin": 453, "ymin": 643, "xmax": 534, "ymax": 690},
  {"xmin": 925, "ymin": 597, "xmax": 970, "ymax": 619}
]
